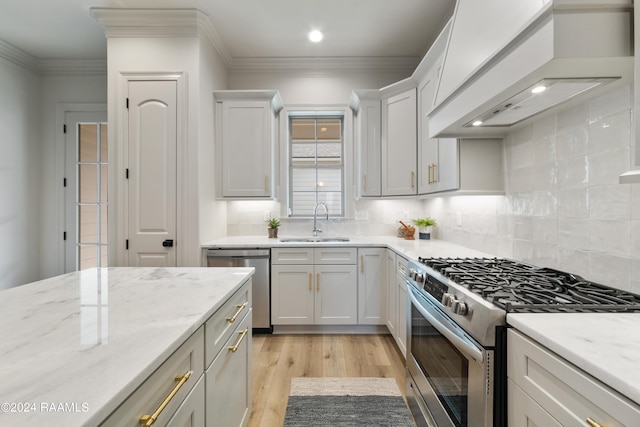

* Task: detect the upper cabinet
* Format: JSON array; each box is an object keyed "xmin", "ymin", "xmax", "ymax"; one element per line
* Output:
[
  {"xmin": 214, "ymin": 90, "xmax": 283, "ymax": 199},
  {"xmin": 381, "ymin": 81, "xmax": 417, "ymax": 196},
  {"xmin": 350, "ymin": 90, "xmax": 382, "ymax": 197}
]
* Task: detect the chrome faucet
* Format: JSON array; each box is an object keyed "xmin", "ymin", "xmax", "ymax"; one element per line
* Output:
[{"xmin": 312, "ymin": 202, "xmax": 329, "ymax": 236}]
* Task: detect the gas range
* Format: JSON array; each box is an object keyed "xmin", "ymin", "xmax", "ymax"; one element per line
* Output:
[
  {"xmin": 419, "ymin": 257, "xmax": 640, "ymax": 313},
  {"xmin": 407, "ymin": 257, "xmax": 640, "ymax": 347},
  {"xmin": 405, "ymin": 256, "xmax": 640, "ymax": 427}
]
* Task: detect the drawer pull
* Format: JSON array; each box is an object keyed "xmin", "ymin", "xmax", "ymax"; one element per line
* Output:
[
  {"xmin": 316, "ymin": 272, "xmax": 320, "ymax": 291},
  {"xmin": 309, "ymin": 272, "xmax": 313, "ymax": 291},
  {"xmin": 586, "ymin": 418, "xmax": 611, "ymax": 427},
  {"xmin": 139, "ymin": 370, "xmax": 192, "ymax": 426},
  {"xmin": 226, "ymin": 302, "xmax": 248, "ymax": 323},
  {"xmin": 229, "ymin": 328, "xmax": 249, "ymax": 353}
]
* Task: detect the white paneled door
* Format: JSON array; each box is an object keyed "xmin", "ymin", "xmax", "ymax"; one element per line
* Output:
[{"xmin": 127, "ymin": 80, "xmax": 177, "ymax": 267}]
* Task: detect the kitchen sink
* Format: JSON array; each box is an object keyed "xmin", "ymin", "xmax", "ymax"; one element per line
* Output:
[{"xmin": 279, "ymin": 237, "xmax": 350, "ymax": 243}]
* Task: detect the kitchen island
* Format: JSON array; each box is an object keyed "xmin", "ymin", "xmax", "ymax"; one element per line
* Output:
[{"xmin": 0, "ymin": 267, "xmax": 254, "ymax": 426}]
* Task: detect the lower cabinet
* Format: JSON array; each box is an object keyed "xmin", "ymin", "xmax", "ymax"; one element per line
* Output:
[
  {"xmin": 206, "ymin": 310, "xmax": 252, "ymax": 427},
  {"xmin": 101, "ymin": 279, "xmax": 252, "ymax": 427},
  {"xmin": 271, "ymin": 259, "xmax": 358, "ymax": 325},
  {"xmin": 357, "ymin": 248, "xmax": 386, "ymax": 325},
  {"xmin": 167, "ymin": 376, "xmax": 206, "ymax": 427},
  {"xmin": 271, "ymin": 247, "xmax": 388, "ymax": 326},
  {"xmin": 395, "ymin": 255, "xmax": 408, "ymax": 357},
  {"xmin": 508, "ymin": 329, "xmax": 640, "ymax": 427}
]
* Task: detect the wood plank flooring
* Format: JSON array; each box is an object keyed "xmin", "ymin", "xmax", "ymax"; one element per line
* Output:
[{"xmin": 246, "ymin": 334, "xmax": 407, "ymax": 427}]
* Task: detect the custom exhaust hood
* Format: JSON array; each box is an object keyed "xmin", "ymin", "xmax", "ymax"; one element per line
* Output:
[{"xmin": 427, "ymin": 0, "xmax": 633, "ymax": 138}]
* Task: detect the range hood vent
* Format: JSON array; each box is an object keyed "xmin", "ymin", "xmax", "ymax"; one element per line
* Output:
[
  {"xmin": 464, "ymin": 77, "xmax": 618, "ymax": 128},
  {"xmin": 428, "ymin": 0, "xmax": 633, "ymax": 138}
]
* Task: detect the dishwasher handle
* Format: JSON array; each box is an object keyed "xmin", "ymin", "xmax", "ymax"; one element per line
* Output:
[{"xmin": 207, "ymin": 249, "xmax": 270, "ymax": 258}]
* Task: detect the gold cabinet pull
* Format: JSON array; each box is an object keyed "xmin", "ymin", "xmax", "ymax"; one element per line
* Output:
[
  {"xmin": 308, "ymin": 272, "xmax": 313, "ymax": 291},
  {"xmin": 265, "ymin": 175, "xmax": 269, "ymax": 193},
  {"xmin": 316, "ymin": 272, "xmax": 320, "ymax": 291},
  {"xmin": 226, "ymin": 302, "xmax": 248, "ymax": 323},
  {"xmin": 139, "ymin": 370, "xmax": 192, "ymax": 426},
  {"xmin": 427, "ymin": 164, "xmax": 433, "ymax": 185},
  {"xmin": 432, "ymin": 163, "xmax": 437, "ymax": 183},
  {"xmin": 360, "ymin": 255, "xmax": 365, "ymax": 273},
  {"xmin": 410, "ymin": 171, "xmax": 415, "ymax": 188},
  {"xmin": 586, "ymin": 418, "xmax": 611, "ymax": 427},
  {"xmin": 229, "ymin": 328, "xmax": 249, "ymax": 353}
]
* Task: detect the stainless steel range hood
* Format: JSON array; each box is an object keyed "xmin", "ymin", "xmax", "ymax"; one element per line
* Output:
[{"xmin": 428, "ymin": 0, "xmax": 633, "ymax": 138}]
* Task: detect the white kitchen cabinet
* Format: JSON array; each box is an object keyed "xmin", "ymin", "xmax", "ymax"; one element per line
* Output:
[
  {"xmin": 213, "ymin": 90, "xmax": 283, "ymax": 198},
  {"xmin": 350, "ymin": 90, "xmax": 382, "ymax": 197},
  {"xmin": 167, "ymin": 376, "xmax": 206, "ymax": 427},
  {"xmin": 508, "ymin": 329, "xmax": 640, "ymax": 427},
  {"xmin": 395, "ymin": 254, "xmax": 408, "ymax": 358},
  {"xmin": 385, "ymin": 250, "xmax": 397, "ymax": 337},
  {"xmin": 100, "ymin": 278, "xmax": 253, "ymax": 427},
  {"xmin": 417, "ymin": 48, "xmax": 503, "ymax": 195},
  {"xmin": 357, "ymin": 248, "xmax": 386, "ymax": 325},
  {"xmin": 271, "ymin": 248, "xmax": 358, "ymax": 325},
  {"xmin": 100, "ymin": 328, "xmax": 205, "ymax": 427},
  {"xmin": 381, "ymin": 83, "xmax": 417, "ymax": 196},
  {"xmin": 206, "ymin": 308, "xmax": 252, "ymax": 427}
]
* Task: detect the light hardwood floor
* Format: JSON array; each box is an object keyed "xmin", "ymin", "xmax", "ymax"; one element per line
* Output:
[{"xmin": 246, "ymin": 334, "xmax": 407, "ymax": 427}]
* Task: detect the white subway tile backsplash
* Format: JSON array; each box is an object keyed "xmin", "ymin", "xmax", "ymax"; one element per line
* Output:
[
  {"xmin": 558, "ymin": 218, "xmax": 589, "ymax": 250},
  {"xmin": 588, "ymin": 85, "xmax": 632, "ymax": 122},
  {"xmin": 557, "ymin": 156, "xmax": 588, "ymax": 189},
  {"xmin": 588, "ymin": 147, "xmax": 631, "ymax": 185},
  {"xmin": 589, "ymin": 185, "xmax": 630, "ymax": 220},
  {"xmin": 588, "ymin": 220, "xmax": 630, "ymax": 257},
  {"xmin": 557, "ymin": 188, "xmax": 589, "ymax": 218},
  {"xmin": 423, "ymin": 84, "xmax": 638, "ymax": 292},
  {"xmin": 588, "ymin": 110, "xmax": 631, "ymax": 154}
]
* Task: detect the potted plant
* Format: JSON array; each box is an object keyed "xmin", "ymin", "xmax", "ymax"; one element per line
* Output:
[
  {"xmin": 266, "ymin": 217, "xmax": 281, "ymax": 238},
  {"xmin": 412, "ymin": 217, "xmax": 437, "ymax": 240}
]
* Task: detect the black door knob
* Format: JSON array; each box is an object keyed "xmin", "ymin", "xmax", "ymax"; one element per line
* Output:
[{"xmin": 162, "ymin": 239, "xmax": 174, "ymax": 247}]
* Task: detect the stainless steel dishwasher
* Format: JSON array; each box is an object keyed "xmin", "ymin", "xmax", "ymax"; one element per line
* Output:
[{"xmin": 206, "ymin": 248, "xmax": 271, "ymax": 333}]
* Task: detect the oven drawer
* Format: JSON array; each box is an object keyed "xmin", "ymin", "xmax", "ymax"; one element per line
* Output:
[{"xmin": 508, "ymin": 329, "xmax": 640, "ymax": 427}]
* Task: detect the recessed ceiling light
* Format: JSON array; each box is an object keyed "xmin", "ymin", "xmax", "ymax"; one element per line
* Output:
[
  {"xmin": 308, "ymin": 30, "xmax": 324, "ymax": 43},
  {"xmin": 472, "ymin": 120, "xmax": 483, "ymax": 126}
]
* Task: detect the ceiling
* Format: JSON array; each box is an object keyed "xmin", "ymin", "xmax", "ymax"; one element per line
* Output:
[{"xmin": 0, "ymin": 0, "xmax": 456, "ymax": 64}]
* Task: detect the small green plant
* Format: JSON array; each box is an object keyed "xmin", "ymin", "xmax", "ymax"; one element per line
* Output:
[
  {"xmin": 412, "ymin": 217, "xmax": 437, "ymax": 227},
  {"xmin": 267, "ymin": 217, "xmax": 281, "ymax": 229}
]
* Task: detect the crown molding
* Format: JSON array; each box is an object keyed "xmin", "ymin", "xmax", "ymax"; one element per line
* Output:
[
  {"xmin": 0, "ymin": 40, "xmax": 106, "ymax": 75},
  {"xmin": 0, "ymin": 40, "xmax": 39, "ymax": 73},
  {"xmin": 39, "ymin": 59, "xmax": 107, "ymax": 75},
  {"xmin": 90, "ymin": 8, "xmax": 232, "ymax": 68},
  {"xmin": 229, "ymin": 56, "xmax": 419, "ymax": 76}
]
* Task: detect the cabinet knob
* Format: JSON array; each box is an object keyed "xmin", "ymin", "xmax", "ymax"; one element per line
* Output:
[{"xmin": 162, "ymin": 239, "xmax": 174, "ymax": 247}]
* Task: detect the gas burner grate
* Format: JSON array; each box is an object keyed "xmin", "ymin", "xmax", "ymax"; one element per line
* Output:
[{"xmin": 419, "ymin": 257, "xmax": 640, "ymax": 313}]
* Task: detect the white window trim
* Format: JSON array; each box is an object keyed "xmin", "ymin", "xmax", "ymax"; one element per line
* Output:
[{"xmin": 278, "ymin": 105, "xmax": 354, "ymax": 220}]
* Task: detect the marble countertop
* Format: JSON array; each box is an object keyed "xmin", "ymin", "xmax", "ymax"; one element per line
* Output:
[
  {"xmin": 507, "ymin": 313, "xmax": 640, "ymax": 407},
  {"xmin": 201, "ymin": 235, "xmax": 496, "ymax": 262},
  {"xmin": 0, "ymin": 267, "xmax": 254, "ymax": 426}
]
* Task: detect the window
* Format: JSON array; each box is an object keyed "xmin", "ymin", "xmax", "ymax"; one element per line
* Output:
[
  {"xmin": 77, "ymin": 122, "xmax": 108, "ymax": 270},
  {"xmin": 289, "ymin": 115, "xmax": 344, "ymax": 216}
]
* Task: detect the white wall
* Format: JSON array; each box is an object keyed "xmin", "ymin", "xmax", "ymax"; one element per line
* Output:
[
  {"xmin": 197, "ymin": 39, "xmax": 229, "ymax": 247},
  {"xmin": 424, "ymin": 85, "xmax": 640, "ymax": 293},
  {"xmin": 0, "ymin": 58, "xmax": 42, "ymax": 289}
]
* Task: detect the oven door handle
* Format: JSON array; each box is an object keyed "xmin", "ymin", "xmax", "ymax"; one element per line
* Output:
[{"xmin": 409, "ymin": 287, "xmax": 484, "ymax": 364}]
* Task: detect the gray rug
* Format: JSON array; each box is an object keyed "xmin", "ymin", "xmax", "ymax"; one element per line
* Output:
[{"xmin": 283, "ymin": 377, "xmax": 416, "ymax": 427}]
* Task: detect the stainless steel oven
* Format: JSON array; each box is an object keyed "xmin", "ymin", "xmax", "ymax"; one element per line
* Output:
[
  {"xmin": 407, "ymin": 282, "xmax": 494, "ymax": 427},
  {"xmin": 405, "ymin": 256, "xmax": 640, "ymax": 427},
  {"xmin": 404, "ymin": 258, "xmax": 507, "ymax": 427}
]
